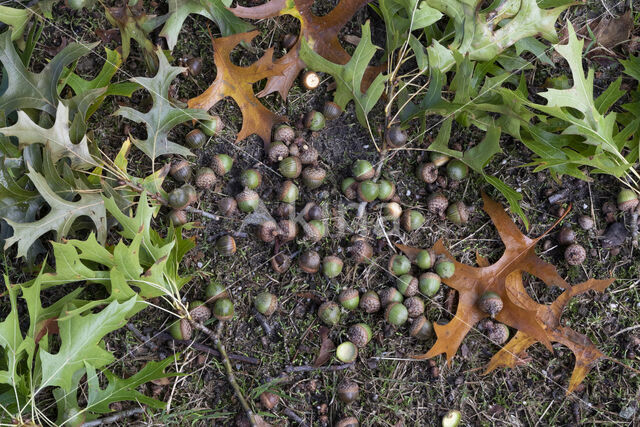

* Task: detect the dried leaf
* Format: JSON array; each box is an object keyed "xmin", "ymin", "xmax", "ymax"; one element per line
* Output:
[
  {"xmin": 187, "ymin": 31, "xmax": 286, "ymax": 145},
  {"xmin": 313, "ymin": 326, "xmax": 335, "ymax": 367},
  {"xmin": 232, "ymin": 0, "xmax": 384, "ymax": 99},
  {"xmin": 398, "ymin": 193, "xmax": 614, "ymax": 393}
]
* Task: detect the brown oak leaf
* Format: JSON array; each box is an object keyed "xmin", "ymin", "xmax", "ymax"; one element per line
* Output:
[
  {"xmin": 397, "ymin": 193, "xmax": 615, "ymax": 393},
  {"xmin": 187, "ymin": 31, "xmax": 287, "ymax": 144},
  {"xmin": 231, "ymin": 0, "xmax": 383, "ymax": 99}
]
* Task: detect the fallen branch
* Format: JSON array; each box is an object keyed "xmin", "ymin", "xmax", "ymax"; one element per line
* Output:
[
  {"xmin": 81, "ymin": 407, "xmax": 145, "ymax": 427},
  {"xmin": 190, "ymin": 321, "xmax": 259, "ymax": 427}
]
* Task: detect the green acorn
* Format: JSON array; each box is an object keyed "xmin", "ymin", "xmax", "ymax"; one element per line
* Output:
[
  {"xmin": 385, "ymin": 302, "xmax": 408, "ymax": 326},
  {"xmin": 377, "ymin": 179, "xmax": 396, "ymax": 201},
  {"xmin": 304, "ymin": 110, "xmax": 326, "ymax": 131},
  {"xmin": 236, "ymin": 189, "xmax": 260, "ymax": 213},
  {"xmin": 389, "ymin": 254, "xmax": 411, "ymax": 276},
  {"xmin": 409, "ymin": 315, "xmax": 433, "ymax": 340},
  {"xmin": 181, "ymin": 184, "xmax": 198, "ymax": 205},
  {"xmin": 430, "ymin": 151, "xmax": 450, "ymax": 167},
  {"xmin": 200, "ymin": 116, "xmax": 224, "ymax": 136},
  {"xmin": 279, "ymin": 156, "xmax": 302, "ymax": 178},
  {"xmin": 434, "ymin": 258, "xmax": 455, "ymax": 279},
  {"xmin": 240, "ymin": 169, "xmax": 262, "ymax": 189},
  {"xmin": 254, "ymin": 292, "xmax": 278, "ymax": 316},
  {"xmin": 336, "ymin": 341, "xmax": 358, "ymax": 363},
  {"xmin": 212, "ymin": 153, "xmax": 233, "ymax": 176},
  {"xmin": 441, "ymin": 410, "xmax": 461, "ymax": 427},
  {"xmin": 323, "ymin": 255, "xmax": 344, "ymax": 278},
  {"xmin": 446, "ymin": 201, "xmax": 469, "ymax": 224},
  {"xmin": 401, "ymin": 210, "xmax": 425, "ymax": 232},
  {"xmin": 168, "ymin": 188, "xmax": 189, "ymax": 209},
  {"xmin": 352, "ymin": 160, "xmax": 374, "ymax": 181},
  {"xmin": 446, "ymin": 160, "xmax": 468, "ymax": 181},
  {"xmin": 419, "ymin": 272, "xmax": 441, "ymax": 297},
  {"xmin": 396, "ymin": 274, "xmax": 418, "ymax": 296},
  {"xmin": 357, "ymin": 180, "xmax": 379, "ymax": 202},
  {"xmin": 380, "ymin": 287, "xmax": 404, "ymax": 307},
  {"xmin": 213, "ymin": 298, "xmax": 234, "ymax": 321},
  {"xmin": 383, "ymin": 202, "xmax": 403, "ymax": 220},
  {"xmin": 185, "ymin": 129, "xmax": 207, "ymax": 149},
  {"xmin": 216, "ymin": 235, "xmax": 236, "ymax": 256},
  {"xmin": 279, "ymin": 180, "xmax": 299, "ymax": 203},
  {"xmin": 205, "ymin": 280, "xmax": 228, "ymax": 301},
  {"xmin": 318, "ymin": 301, "xmax": 341, "ymax": 326},
  {"xmin": 341, "ymin": 177, "xmax": 358, "ymax": 200},
  {"xmin": 617, "ymin": 188, "xmax": 639, "ymax": 212},
  {"xmin": 416, "ymin": 250, "xmax": 433, "ymax": 270},
  {"xmin": 170, "ymin": 160, "xmax": 192, "ymax": 182},
  {"xmin": 169, "ymin": 319, "xmax": 192, "ymax": 340},
  {"xmin": 339, "ymin": 288, "xmax": 360, "ymax": 310}
]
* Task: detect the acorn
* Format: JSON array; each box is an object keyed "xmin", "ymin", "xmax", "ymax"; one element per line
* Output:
[
  {"xmin": 557, "ymin": 226, "xmax": 576, "ymax": 246},
  {"xmin": 419, "ymin": 272, "xmax": 441, "ymax": 296},
  {"xmin": 427, "ymin": 193, "xmax": 449, "ymax": 217},
  {"xmin": 446, "ymin": 159, "xmax": 468, "ymax": 181},
  {"xmin": 359, "ymin": 290, "xmax": 380, "ymax": 313},
  {"xmin": 301, "ymin": 71, "xmax": 320, "ymax": 90},
  {"xmin": 288, "ymin": 143, "xmax": 300, "ymax": 156},
  {"xmin": 409, "ymin": 315, "xmax": 433, "ymax": 340},
  {"xmin": 279, "ymin": 156, "xmax": 302, "ymax": 179},
  {"xmin": 404, "ymin": 296, "xmax": 425, "ymax": 317},
  {"xmin": 430, "ymin": 151, "xmax": 450, "ymax": 167},
  {"xmin": 385, "ymin": 125, "xmax": 407, "ymax": 148},
  {"xmin": 302, "ymin": 166, "xmax": 326, "ymax": 188},
  {"xmin": 282, "ymin": 33, "xmax": 297, "ymax": 50},
  {"xmin": 299, "ymin": 250, "xmax": 321, "ymax": 273},
  {"xmin": 442, "ymin": 410, "xmax": 461, "ymax": 427},
  {"xmin": 383, "ymin": 202, "xmax": 403, "ymax": 220},
  {"xmin": 205, "ymin": 280, "xmax": 228, "ymax": 301},
  {"xmin": 352, "ymin": 160, "xmax": 374, "ymax": 181},
  {"xmin": 435, "ymin": 258, "xmax": 455, "ymax": 278},
  {"xmin": 168, "ymin": 188, "xmax": 189, "ymax": 209},
  {"xmin": 357, "ymin": 180, "xmax": 379, "ymax": 202},
  {"xmin": 169, "ymin": 319, "xmax": 192, "ymax": 340},
  {"xmin": 276, "ymin": 202, "xmax": 295, "ymax": 219},
  {"xmin": 186, "ymin": 57, "xmax": 202, "ymax": 76},
  {"xmin": 213, "ymin": 298, "xmax": 234, "ymax": 321},
  {"xmin": 323, "ymin": 255, "xmax": 344, "ymax": 278},
  {"xmin": 377, "ymin": 179, "xmax": 396, "ymax": 201},
  {"xmin": 389, "ymin": 254, "xmax": 411, "ymax": 276},
  {"xmin": 304, "ymin": 110, "xmax": 325, "ymax": 131},
  {"xmin": 268, "ymin": 141, "xmax": 289, "ymax": 162},
  {"xmin": 304, "ymin": 203, "xmax": 323, "ymax": 221},
  {"xmin": 565, "ymin": 243, "xmax": 586, "ymax": 265},
  {"xmin": 488, "ymin": 323, "xmax": 509, "ymax": 345},
  {"xmin": 168, "ymin": 209, "xmax": 187, "ymax": 226},
  {"xmin": 260, "ymin": 391, "xmax": 279, "ymax": 410},
  {"xmin": 200, "ymin": 116, "xmax": 224, "ymax": 136},
  {"xmin": 446, "ymin": 201, "xmax": 469, "ymax": 224},
  {"xmin": 181, "ymin": 184, "xmax": 198, "ymax": 205},
  {"xmin": 348, "ymin": 323, "xmax": 372, "ymax": 348},
  {"xmin": 170, "ymin": 160, "xmax": 192, "ymax": 183},
  {"xmin": 341, "ymin": 177, "xmax": 358, "ymax": 200},
  {"xmin": 274, "ymin": 124, "xmax": 295, "ymax": 143},
  {"xmin": 336, "ymin": 417, "xmax": 359, "ymax": 427},
  {"xmin": 299, "ymin": 144, "xmax": 319, "ymax": 164},
  {"xmin": 189, "ymin": 300, "xmax": 211, "ymax": 322},
  {"xmin": 185, "ymin": 129, "xmax": 206, "ymax": 149},
  {"xmin": 336, "ymin": 341, "xmax": 358, "ymax": 363},
  {"xmin": 254, "ymin": 292, "xmax": 278, "ymax": 316},
  {"xmin": 338, "ymin": 288, "xmax": 360, "ymax": 310},
  {"xmin": 385, "ymin": 302, "xmax": 409, "ymax": 326},
  {"xmin": 218, "ymin": 197, "xmax": 237, "ymax": 216},
  {"xmin": 258, "ymin": 220, "xmax": 280, "ymax": 243},
  {"xmin": 306, "ymin": 219, "xmax": 326, "ymax": 241},
  {"xmin": 216, "ymin": 235, "xmax": 236, "ymax": 256},
  {"xmin": 212, "ymin": 153, "xmax": 233, "ymax": 175},
  {"xmin": 279, "ymin": 180, "xmax": 299, "ymax": 203},
  {"xmin": 380, "ymin": 287, "xmax": 404, "ymax": 307},
  {"xmin": 617, "ymin": 189, "xmax": 639, "ymax": 212},
  {"xmin": 396, "ymin": 274, "xmax": 418, "ymax": 297},
  {"xmin": 236, "ymin": 189, "xmax": 260, "ymax": 213},
  {"xmin": 349, "ymin": 237, "xmax": 373, "ymax": 264},
  {"xmin": 416, "ymin": 250, "xmax": 433, "ymax": 270},
  {"xmin": 318, "ymin": 301, "xmax": 341, "ymax": 326},
  {"xmin": 278, "ymin": 219, "xmax": 298, "ymax": 242},
  {"xmin": 401, "ymin": 209, "xmax": 425, "ymax": 232},
  {"xmin": 478, "ymin": 291, "xmax": 503, "ymax": 318},
  {"xmin": 323, "ymin": 101, "xmax": 342, "ymax": 120},
  {"xmin": 337, "ymin": 380, "xmax": 359, "ymax": 404},
  {"xmin": 578, "ymin": 215, "xmax": 594, "ymax": 230},
  {"xmin": 417, "ymin": 162, "xmax": 438, "ymax": 184},
  {"xmin": 240, "ymin": 168, "xmax": 262, "ymax": 189},
  {"xmin": 195, "ymin": 167, "xmax": 216, "ymax": 189},
  {"xmin": 271, "ymin": 252, "xmax": 292, "ymax": 274}
]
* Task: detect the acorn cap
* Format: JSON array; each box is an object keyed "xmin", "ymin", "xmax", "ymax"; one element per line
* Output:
[
  {"xmin": 169, "ymin": 318, "xmax": 192, "ymax": 340},
  {"xmin": 349, "ymin": 238, "xmax": 373, "ymax": 264},
  {"xmin": 427, "ymin": 193, "xmax": 449, "ymax": 217},
  {"xmin": 299, "ymin": 250, "xmax": 321, "ymax": 273},
  {"xmin": 487, "ymin": 323, "xmax": 509, "ymax": 345},
  {"xmin": 565, "ymin": 243, "xmax": 586, "ymax": 265},
  {"xmin": 299, "ymin": 144, "xmax": 319, "ymax": 164},
  {"xmin": 348, "ymin": 323, "xmax": 372, "ymax": 348},
  {"xmin": 189, "ymin": 302, "xmax": 211, "ymax": 323},
  {"xmin": 338, "ymin": 288, "xmax": 360, "ymax": 310},
  {"xmin": 195, "ymin": 167, "xmax": 217, "ymax": 189},
  {"xmin": 337, "ymin": 379, "xmax": 359, "ymax": 404},
  {"xmin": 417, "ymin": 162, "xmax": 438, "ymax": 184},
  {"xmin": 274, "ymin": 124, "xmax": 295, "ymax": 143},
  {"xmin": 617, "ymin": 188, "xmax": 639, "ymax": 212},
  {"xmin": 478, "ymin": 291, "xmax": 503, "ymax": 318},
  {"xmin": 268, "ymin": 141, "xmax": 290, "ymax": 162},
  {"xmin": 359, "ymin": 290, "xmax": 380, "ymax": 313},
  {"xmin": 404, "ymin": 296, "xmax": 425, "ymax": 317},
  {"xmin": 409, "ymin": 315, "xmax": 433, "ymax": 340}
]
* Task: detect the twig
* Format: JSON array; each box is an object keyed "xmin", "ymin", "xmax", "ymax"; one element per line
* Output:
[
  {"xmin": 630, "ymin": 207, "xmax": 639, "ymax": 248},
  {"xmin": 156, "ymin": 332, "xmax": 261, "ymax": 365},
  {"xmin": 190, "ymin": 321, "xmax": 259, "ymax": 427},
  {"xmin": 253, "ymin": 308, "xmax": 275, "ymax": 338},
  {"xmin": 284, "ymin": 362, "xmax": 354, "ymax": 373},
  {"xmin": 610, "ymin": 324, "xmax": 640, "ymax": 338},
  {"xmin": 81, "ymin": 407, "xmax": 145, "ymax": 427},
  {"xmin": 127, "ymin": 323, "xmax": 158, "ymax": 351},
  {"xmin": 186, "ymin": 205, "xmax": 220, "ymax": 221},
  {"xmin": 283, "ymin": 408, "xmax": 308, "ymax": 426}
]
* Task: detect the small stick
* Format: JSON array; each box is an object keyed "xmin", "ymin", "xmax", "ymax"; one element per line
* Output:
[
  {"xmin": 186, "ymin": 206, "xmax": 220, "ymax": 221},
  {"xmin": 190, "ymin": 321, "xmax": 259, "ymax": 427},
  {"xmin": 127, "ymin": 323, "xmax": 158, "ymax": 351},
  {"xmin": 630, "ymin": 207, "xmax": 639, "ymax": 248},
  {"xmin": 284, "ymin": 362, "xmax": 354, "ymax": 373},
  {"xmin": 81, "ymin": 407, "xmax": 144, "ymax": 427},
  {"xmin": 283, "ymin": 408, "xmax": 308, "ymax": 426},
  {"xmin": 156, "ymin": 332, "xmax": 260, "ymax": 365},
  {"xmin": 253, "ymin": 308, "xmax": 275, "ymax": 338}
]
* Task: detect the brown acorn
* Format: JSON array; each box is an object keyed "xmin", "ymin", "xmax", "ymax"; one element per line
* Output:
[
  {"xmin": 478, "ymin": 292, "xmax": 503, "ymax": 318},
  {"xmin": 446, "ymin": 201, "xmax": 469, "ymax": 225},
  {"xmin": 417, "ymin": 162, "xmax": 438, "ymax": 184},
  {"xmin": 189, "ymin": 302, "xmax": 211, "ymax": 323},
  {"xmin": 170, "ymin": 160, "xmax": 192, "ymax": 182},
  {"xmin": 216, "ymin": 235, "xmax": 236, "ymax": 256},
  {"xmin": 169, "ymin": 318, "xmax": 192, "ymax": 341},
  {"xmin": 278, "ymin": 219, "xmax": 298, "ymax": 242},
  {"xmin": 337, "ymin": 380, "xmax": 359, "ymax": 404},
  {"xmin": 168, "ymin": 209, "xmax": 187, "ymax": 226},
  {"xmin": 427, "ymin": 193, "xmax": 449, "ymax": 217},
  {"xmin": 409, "ymin": 315, "xmax": 433, "ymax": 340},
  {"xmin": 260, "ymin": 391, "xmax": 279, "ymax": 410},
  {"xmin": 557, "ymin": 226, "xmax": 576, "ymax": 246},
  {"xmin": 304, "ymin": 203, "xmax": 323, "ymax": 221},
  {"xmin": 282, "ymin": 33, "xmax": 297, "ymax": 50},
  {"xmin": 258, "ymin": 220, "xmax": 280, "ymax": 243},
  {"xmin": 268, "ymin": 142, "xmax": 289, "ymax": 163},
  {"xmin": 335, "ymin": 417, "xmax": 359, "ymax": 427},
  {"xmin": 349, "ymin": 237, "xmax": 373, "ymax": 264},
  {"xmin": 186, "ymin": 57, "xmax": 202, "ymax": 76},
  {"xmin": 565, "ymin": 243, "xmax": 586, "ymax": 265},
  {"xmin": 274, "ymin": 125, "xmax": 296, "ymax": 143},
  {"xmin": 271, "ymin": 252, "xmax": 291, "ymax": 273},
  {"xmin": 385, "ymin": 125, "xmax": 407, "ymax": 147},
  {"xmin": 323, "ymin": 101, "xmax": 342, "ymax": 120},
  {"xmin": 578, "ymin": 215, "xmax": 594, "ymax": 230},
  {"xmin": 359, "ymin": 290, "xmax": 380, "ymax": 313},
  {"xmin": 276, "ymin": 202, "xmax": 295, "ymax": 219},
  {"xmin": 218, "ymin": 197, "xmax": 237, "ymax": 216},
  {"xmin": 299, "ymin": 144, "xmax": 319, "ymax": 164},
  {"xmin": 195, "ymin": 167, "xmax": 216, "ymax": 189},
  {"xmin": 299, "ymin": 250, "xmax": 321, "ymax": 273}
]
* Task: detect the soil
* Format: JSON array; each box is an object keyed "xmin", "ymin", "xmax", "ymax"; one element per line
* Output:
[{"xmin": 2, "ymin": 0, "xmax": 640, "ymax": 425}]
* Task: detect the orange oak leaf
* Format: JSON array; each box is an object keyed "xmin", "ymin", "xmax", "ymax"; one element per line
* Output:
[
  {"xmin": 232, "ymin": 0, "xmax": 384, "ymax": 99},
  {"xmin": 397, "ymin": 193, "xmax": 614, "ymax": 392},
  {"xmin": 187, "ymin": 31, "xmax": 287, "ymax": 144}
]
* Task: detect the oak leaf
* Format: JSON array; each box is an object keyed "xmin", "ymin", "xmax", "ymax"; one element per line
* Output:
[
  {"xmin": 231, "ymin": 0, "xmax": 384, "ymax": 99},
  {"xmin": 187, "ymin": 31, "xmax": 287, "ymax": 145},
  {"xmin": 397, "ymin": 193, "xmax": 614, "ymax": 393}
]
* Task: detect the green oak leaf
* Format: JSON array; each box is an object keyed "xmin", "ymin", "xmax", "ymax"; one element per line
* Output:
[
  {"xmin": 160, "ymin": 0, "xmax": 253, "ymax": 50},
  {"xmin": 0, "ymin": 101, "xmax": 96, "ymax": 169},
  {"xmin": 299, "ymin": 21, "xmax": 389, "ymax": 127},
  {"xmin": 38, "ymin": 297, "xmax": 137, "ymax": 391},
  {"xmin": 378, "ymin": 0, "xmax": 442, "ymax": 53},
  {"xmin": 115, "ymin": 49, "xmax": 212, "ymax": 159},
  {"xmin": 3, "ymin": 164, "xmax": 107, "ymax": 258},
  {"xmin": 0, "ymin": 6, "xmax": 32, "ymax": 41},
  {"xmin": 0, "ymin": 31, "xmax": 98, "ymax": 116}
]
